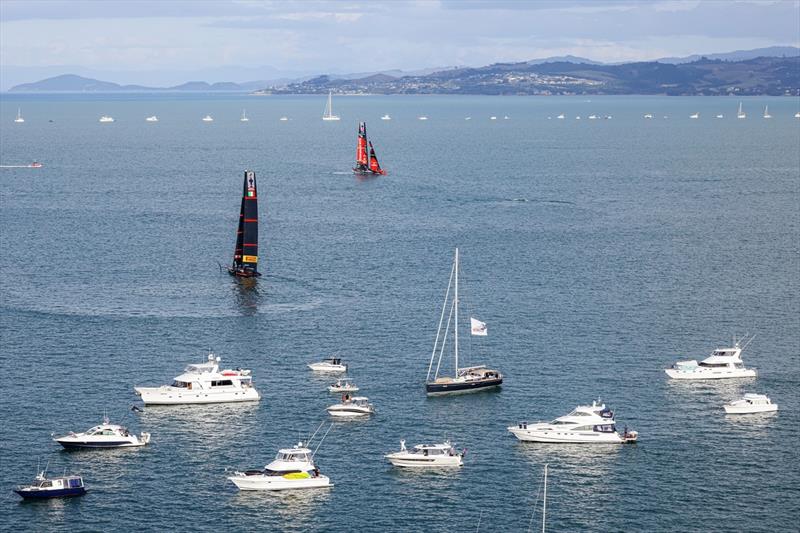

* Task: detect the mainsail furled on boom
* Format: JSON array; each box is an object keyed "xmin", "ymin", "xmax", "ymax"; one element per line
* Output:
[{"xmin": 228, "ymin": 170, "xmax": 261, "ymax": 278}]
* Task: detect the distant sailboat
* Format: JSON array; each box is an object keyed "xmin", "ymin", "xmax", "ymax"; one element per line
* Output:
[
  {"xmin": 322, "ymin": 91, "xmax": 340, "ymax": 121},
  {"xmin": 228, "ymin": 170, "xmax": 261, "ymax": 278},
  {"xmin": 737, "ymin": 102, "xmax": 746, "ymax": 119},
  {"xmin": 240, "ymin": 109, "xmax": 249, "ymax": 122},
  {"xmin": 762, "ymin": 105, "xmax": 771, "ymax": 119},
  {"xmin": 353, "ymin": 122, "xmax": 386, "ymax": 175},
  {"xmin": 14, "ymin": 108, "xmax": 24, "ymax": 123}
]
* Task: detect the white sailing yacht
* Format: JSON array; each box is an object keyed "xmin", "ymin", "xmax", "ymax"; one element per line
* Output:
[
  {"xmin": 425, "ymin": 248, "xmax": 502, "ymax": 395},
  {"xmin": 14, "ymin": 108, "xmax": 24, "ymax": 123},
  {"xmin": 762, "ymin": 105, "xmax": 771, "ymax": 119},
  {"xmin": 322, "ymin": 91, "xmax": 340, "ymax": 121},
  {"xmin": 737, "ymin": 102, "xmax": 746, "ymax": 119},
  {"xmin": 240, "ymin": 109, "xmax": 249, "ymax": 122}
]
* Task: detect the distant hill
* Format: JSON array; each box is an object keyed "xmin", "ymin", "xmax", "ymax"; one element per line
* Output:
[
  {"xmin": 9, "ymin": 74, "xmax": 253, "ymax": 92},
  {"xmin": 657, "ymin": 46, "xmax": 800, "ymax": 64}
]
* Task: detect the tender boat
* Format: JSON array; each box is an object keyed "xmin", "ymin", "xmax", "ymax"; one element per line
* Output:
[
  {"xmin": 54, "ymin": 416, "xmax": 150, "ymax": 449},
  {"xmin": 353, "ymin": 122, "xmax": 387, "ymax": 175},
  {"xmin": 724, "ymin": 394, "xmax": 778, "ymax": 415},
  {"xmin": 228, "ymin": 442, "xmax": 332, "ymax": 491},
  {"xmin": 14, "ymin": 470, "xmax": 86, "ymax": 499},
  {"xmin": 328, "ymin": 378, "xmax": 359, "ymax": 393},
  {"xmin": 322, "ymin": 90, "xmax": 340, "ymax": 121},
  {"xmin": 145, "ymin": 115, "xmax": 158, "ymax": 122},
  {"xmin": 508, "ymin": 400, "xmax": 638, "ymax": 444},
  {"xmin": 308, "ymin": 357, "xmax": 347, "ymax": 373},
  {"xmin": 14, "ymin": 108, "xmax": 24, "ymax": 123},
  {"xmin": 327, "ymin": 395, "xmax": 374, "ymax": 417},
  {"xmin": 665, "ymin": 337, "xmax": 757, "ymax": 380},
  {"xmin": 99, "ymin": 115, "xmax": 114, "ymax": 123},
  {"xmin": 385, "ymin": 440, "xmax": 465, "ymax": 468},
  {"xmin": 134, "ymin": 353, "xmax": 261, "ymax": 405},
  {"xmin": 202, "ymin": 115, "xmax": 214, "ymax": 122},
  {"xmin": 381, "ymin": 114, "xmax": 391, "ymax": 120},
  {"xmin": 227, "ymin": 170, "xmax": 262, "ymax": 278},
  {"xmin": 426, "ymin": 248, "xmax": 503, "ymax": 396}
]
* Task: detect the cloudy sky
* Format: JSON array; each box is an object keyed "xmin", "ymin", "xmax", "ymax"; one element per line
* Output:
[{"xmin": 1, "ymin": 0, "xmax": 798, "ymax": 88}]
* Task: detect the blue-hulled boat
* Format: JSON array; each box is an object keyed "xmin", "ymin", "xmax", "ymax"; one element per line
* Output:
[{"xmin": 14, "ymin": 470, "xmax": 86, "ymax": 499}]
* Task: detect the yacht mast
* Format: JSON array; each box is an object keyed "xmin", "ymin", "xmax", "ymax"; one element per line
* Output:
[
  {"xmin": 454, "ymin": 247, "xmax": 459, "ymax": 375},
  {"xmin": 542, "ymin": 464, "xmax": 548, "ymax": 533}
]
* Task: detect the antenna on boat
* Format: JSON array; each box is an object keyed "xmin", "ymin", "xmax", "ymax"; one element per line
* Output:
[{"xmin": 311, "ymin": 423, "xmax": 334, "ymax": 459}]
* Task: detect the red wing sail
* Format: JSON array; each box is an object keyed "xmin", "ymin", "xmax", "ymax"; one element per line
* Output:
[{"xmin": 368, "ymin": 141, "xmax": 386, "ymax": 175}]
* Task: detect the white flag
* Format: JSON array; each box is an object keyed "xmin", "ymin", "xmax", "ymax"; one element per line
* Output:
[{"xmin": 470, "ymin": 317, "xmax": 487, "ymax": 336}]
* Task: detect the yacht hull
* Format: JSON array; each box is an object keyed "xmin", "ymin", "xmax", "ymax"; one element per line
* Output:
[
  {"xmin": 135, "ymin": 386, "xmax": 261, "ymax": 405},
  {"xmin": 724, "ymin": 404, "xmax": 778, "ymax": 415},
  {"xmin": 507, "ymin": 427, "xmax": 624, "ymax": 444},
  {"xmin": 229, "ymin": 475, "xmax": 332, "ymax": 491},
  {"xmin": 15, "ymin": 488, "xmax": 86, "ymax": 499},
  {"xmin": 665, "ymin": 368, "xmax": 757, "ymax": 380},
  {"xmin": 385, "ymin": 455, "xmax": 463, "ymax": 468},
  {"xmin": 326, "ymin": 408, "xmax": 372, "ymax": 417},
  {"xmin": 426, "ymin": 377, "xmax": 502, "ymax": 396},
  {"xmin": 56, "ymin": 439, "xmax": 146, "ymax": 449}
]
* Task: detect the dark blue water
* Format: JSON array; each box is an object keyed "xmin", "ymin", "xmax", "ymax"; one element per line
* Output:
[{"xmin": 1, "ymin": 94, "xmax": 799, "ymax": 532}]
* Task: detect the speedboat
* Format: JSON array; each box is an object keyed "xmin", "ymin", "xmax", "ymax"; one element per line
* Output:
[
  {"xmin": 665, "ymin": 338, "xmax": 757, "ymax": 380},
  {"xmin": 327, "ymin": 395, "xmax": 374, "ymax": 417},
  {"xmin": 508, "ymin": 400, "xmax": 638, "ymax": 444},
  {"xmin": 418, "ymin": 116, "xmax": 428, "ymax": 121},
  {"xmin": 29, "ymin": 162, "xmax": 43, "ymax": 168},
  {"xmin": 328, "ymin": 378, "xmax": 359, "ymax": 393},
  {"xmin": 53, "ymin": 417, "xmax": 150, "ymax": 449},
  {"xmin": 145, "ymin": 115, "xmax": 158, "ymax": 122},
  {"xmin": 134, "ymin": 353, "xmax": 261, "ymax": 405},
  {"xmin": 716, "ymin": 114, "xmax": 724, "ymax": 119},
  {"xmin": 385, "ymin": 440, "xmax": 464, "ymax": 468},
  {"xmin": 14, "ymin": 471, "xmax": 86, "ymax": 499},
  {"xmin": 308, "ymin": 357, "xmax": 347, "ymax": 373},
  {"xmin": 279, "ymin": 116, "xmax": 289, "ymax": 121},
  {"xmin": 228, "ymin": 442, "xmax": 332, "ymax": 491},
  {"xmin": 724, "ymin": 394, "xmax": 778, "ymax": 415},
  {"xmin": 690, "ymin": 112, "xmax": 699, "ymax": 119},
  {"xmin": 381, "ymin": 114, "xmax": 391, "ymax": 120},
  {"xmin": 99, "ymin": 115, "xmax": 114, "ymax": 123},
  {"xmin": 202, "ymin": 115, "xmax": 214, "ymax": 122}
]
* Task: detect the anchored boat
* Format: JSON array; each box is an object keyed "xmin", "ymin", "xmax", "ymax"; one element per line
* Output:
[
  {"xmin": 14, "ymin": 470, "xmax": 86, "ymax": 499},
  {"xmin": 322, "ymin": 90, "xmax": 340, "ymax": 121},
  {"xmin": 385, "ymin": 440, "xmax": 465, "ymax": 468},
  {"xmin": 228, "ymin": 170, "xmax": 262, "ymax": 278},
  {"xmin": 508, "ymin": 400, "xmax": 638, "ymax": 444},
  {"xmin": 665, "ymin": 336, "xmax": 757, "ymax": 380},
  {"xmin": 353, "ymin": 122, "xmax": 387, "ymax": 175},
  {"xmin": 724, "ymin": 394, "xmax": 778, "ymax": 415},
  {"xmin": 53, "ymin": 416, "xmax": 150, "ymax": 449}
]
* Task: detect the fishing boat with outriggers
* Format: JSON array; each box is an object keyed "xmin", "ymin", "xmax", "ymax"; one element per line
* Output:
[
  {"xmin": 227, "ymin": 170, "xmax": 261, "ymax": 278},
  {"xmin": 353, "ymin": 122, "xmax": 387, "ymax": 175},
  {"xmin": 425, "ymin": 248, "xmax": 503, "ymax": 395}
]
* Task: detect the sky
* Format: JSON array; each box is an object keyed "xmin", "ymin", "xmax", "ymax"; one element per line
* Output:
[{"xmin": 1, "ymin": 0, "xmax": 798, "ymax": 89}]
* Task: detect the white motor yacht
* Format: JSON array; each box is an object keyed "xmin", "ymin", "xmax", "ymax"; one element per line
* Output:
[
  {"xmin": 53, "ymin": 417, "xmax": 150, "ymax": 449},
  {"xmin": 380, "ymin": 114, "xmax": 392, "ymax": 121},
  {"xmin": 228, "ymin": 442, "xmax": 332, "ymax": 491},
  {"xmin": 665, "ymin": 338, "xmax": 757, "ymax": 380},
  {"xmin": 508, "ymin": 400, "xmax": 638, "ymax": 444},
  {"xmin": 385, "ymin": 440, "xmax": 464, "ymax": 468},
  {"xmin": 279, "ymin": 116, "xmax": 289, "ymax": 121},
  {"xmin": 418, "ymin": 116, "xmax": 428, "ymax": 121},
  {"xmin": 308, "ymin": 357, "xmax": 347, "ymax": 373},
  {"xmin": 145, "ymin": 115, "xmax": 158, "ymax": 122},
  {"xmin": 556, "ymin": 113, "xmax": 565, "ymax": 119},
  {"xmin": 716, "ymin": 114, "xmax": 724, "ymax": 119},
  {"xmin": 99, "ymin": 115, "xmax": 114, "ymax": 123},
  {"xmin": 724, "ymin": 394, "xmax": 778, "ymax": 415},
  {"xmin": 690, "ymin": 112, "xmax": 699, "ymax": 119},
  {"xmin": 643, "ymin": 113, "xmax": 653, "ymax": 119},
  {"xmin": 202, "ymin": 115, "xmax": 214, "ymax": 122},
  {"xmin": 134, "ymin": 353, "xmax": 261, "ymax": 405},
  {"xmin": 588, "ymin": 114, "xmax": 598, "ymax": 120},
  {"xmin": 328, "ymin": 378, "xmax": 359, "ymax": 393},
  {"xmin": 327, "ymin": 395, "xmax": 374, "ymax": 417}
]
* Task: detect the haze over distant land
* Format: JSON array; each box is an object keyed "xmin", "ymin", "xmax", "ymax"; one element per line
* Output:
[{"xmin": 1, "ymin": 0, "xmax": 798, "ymax": 91}]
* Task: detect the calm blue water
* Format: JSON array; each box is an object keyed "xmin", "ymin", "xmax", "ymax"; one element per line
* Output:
[{"xmin": 1, "ymin": 94, "xmax": 799, "ymax": 532}]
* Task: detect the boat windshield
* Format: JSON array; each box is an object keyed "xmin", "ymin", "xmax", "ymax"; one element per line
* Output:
[
  {"xmin": 567, "ymin": 410, "xmax": 592, "ymax": 416},
  {"xmin": 171, "ymin": 380, "xmax": 189, "ymax": 388},
  {"xmin": 276, "ymin": 452, "xmax": 309, "ymax": 462}
]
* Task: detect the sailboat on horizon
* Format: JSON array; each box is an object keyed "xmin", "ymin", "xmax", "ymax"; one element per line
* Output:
[
  {"xmin": 425, "ymin": 248, "xmax": 503, "ymax": 396},
  {"xmin": 737, "ymin": 101, "xmax": 746, "ymax": 119},
  {"xmin": 322, "ymin": 90, "xmax": 340, "ymax": 121},
  {"xmin": 763, "ymin": 105, "xmax": 771, "ymax": 119},
  {"xmin": 14, "ymin": 108, "xmax": 24, "ymax": 123},
  {"xmin": 227, "ymin": 170, "xmax": 261, "ymax": 278}
]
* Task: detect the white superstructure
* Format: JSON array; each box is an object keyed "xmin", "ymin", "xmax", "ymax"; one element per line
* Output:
[
  {"xmin": 385, "ymin": 440, "xmax": 464, "ymax": 468},
  {"xmin": 665, "ymin": 338, "xmax": 757, "ymax": 380},
  {"xmin": 228, "ymin": 442, "xmax": 332, "ymax": 491},
  {"xmin": 327, "ymin": 395, "xmax": 374, "ymax": 417},
  {"xmin": 134, "ymin": 353, "xmax": 261, "ymax": 405},
  {"xmin": 724, "ymin": 394, "xmax": 777, "ymax": 415},
  {"xmin": 328, "ymin": 378, "xmax": 359, "ymax": 393},
  {"xmin": 508, "ymin": 400, "xmax": 638, "ymax": 444},
  {"xmin": 54, "ymin": 417, "xmax": 150, "ymax": 449}
]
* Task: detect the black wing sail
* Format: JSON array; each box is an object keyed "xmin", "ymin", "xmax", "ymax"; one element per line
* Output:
[{"xmin": 229, "ymin": 170, "xmax": 261, "ymax": 277}]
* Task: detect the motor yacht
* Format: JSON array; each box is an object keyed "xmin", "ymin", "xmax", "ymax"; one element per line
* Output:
[
  {"xmin": 145, "ymin": 115, "xmax": 158, "ymax": 122},
  {"xmin": 99, "ymin": 115, "xmax": 114, "ymax": 123},
  {"xmin": 716, "ymin": 114, "xmax": 724, "ymax": 119},
  {"xmin": 54, "ymin": 417, "xmax": 150, "ymax": 449},
  {"xmin": 380, "ymin": 114, "xmax": 391, "ymax": 120},
  {"xmin": 134, "ymin": 353, "xmax": 261, "ymax": 405},
  {"xmin": 643, "ymin": 113, "xmax": 653, "ymax": 119},
  {"xmin": 418, "ymin": 116, "xmax": 428, "ymax": 121},
  {"xmin": 665, "ymin": 338, "xmax": 756, "ymax": 380},
  {"xmin": 385, "ymin": 440, "xmax": 464, "ymax": 468},
  {"xmin": 508, "ymin": 400, "xmax": 638, "ymax": 444},
  {"xmin": 228, "ymin": 442, "xmax": 332, "ymax": 491},
  {"xmin": 15, "ymin": 470, "xmax": 86, "ymax": 499},
  {"xmin": 202, "ymin": 115, "xmax": 214, "ymax": 122},
  {"xmin": 556, "ymin": 113, "xmax": 565, "ymax": 119},
  {"xmin": 308, "ymin": 357, "xmax": 347, "ymax": 373},
  {"xmin": 724, "ymin": 394, "xmax": 778, "ymax": 415},
  {"xmin": 490, "ymin": 116, "xmax": 497, "ymax": 120},
  {"xmin": 327, "ymin": 395, "xmax": 374, "ymax": 417},
  {"xmin": 279, "ymin": 116, "xmax": 289, "ymax": 121},
  {"xmin": 328, "ymin": 378, "xmax": 359, "ymax": 393},
  {"xmin": 588, "ymin": 114, "xmax": 598, "ymax": 120},
  {"xmin": 690, "ymin": 112, "xmax": 699, "ymax": 119}
]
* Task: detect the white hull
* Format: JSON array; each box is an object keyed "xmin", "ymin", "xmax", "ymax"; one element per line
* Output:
[
  {"xmin": 322, "ymin": 116, "xmax": 340, "ymax": 121},
  {"xmin": 508, "ymin": 427, "xmax": 624, "ymax": 444},
  {"xmin": 328, "ymin": 386, "xmax": 359, "ymax": 393},
  {"xmin": 724, "ymin": 404, "xmax": 777, "ymax": 415},
  {"xmin": 385, "ymin": 455, "xmax": 462, "ymax": 468},
  {"xmin": 327, "ymin": 408, "xmax": 371, "ymax": 417},
  {"xmin": 229, "ymin": 475, "xmax": 332, "ymax": 491},
  {"xmin": 308, "ymin": 364, "xmax": 346, "ymax": 373},
  {"xmin": 135, "ymin": 386, "xmax": 260, "ymax": 405},
  {"xmin": 665, "ymin": 368, "xmax": 756, "ymax": 380},
  {"xmin": 56, "ymin": 435, "xmax": 150, "ymax": 448}
]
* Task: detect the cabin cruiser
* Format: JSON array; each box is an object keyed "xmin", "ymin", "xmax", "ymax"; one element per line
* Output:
[
  {"xmin": 328, "ymin": 378, "xmax": 359, "ymax": 393},
  {"xmin": 385, "ymin": 440, "xmax": 464, "ymax": 468},
  {"xmin": 14, "ymin": 471, "xmax": 86, "ymax": 499},
  {"xmin": 327, "ymin": 395, "xmax": 374, "ymax": 417},
  {"xmin": 418, "ymin": 116, "xmax": 428, "ymax": 121},
  {"xmin": 145, "ymin": 115, "xmax": 158, "ymax": 122},
  {"xmin": 202, "ymin": 115, "xmax": 214, "ymax": 122},
  {"xmin": 99, "ymin": 115, "xmax": 114, "ymax": 123},
  {"xmin": 381, "ymin": 114, "xmax": 391, "ymax": 120},
  {"xmin": 228, "ymin": 442, "xmax": 331, "ymax": 491},
  {"xmin": 690, "ymin": 112, "xmax": 699, "ymax": 119},
  {"xmin": 508, "ymin": 400, "xmax": 638, "ymax": 444},
  {"xmin": 134, "ymin": 353, "xmax": 261, "ymax": 405},
  {"xmin": 665, "ymin": 339, "xmax": 756, "ymax": 380},
  {"xmin": 724, "ymin": 394, "xmax": 778, "ymax": 415},
  {"xmin": 54, "ymin": 417, "xmax": 150, "ymax": 449},
  {"xmin": 643, "ymin": 113, "xmax": 653, "ymax": 119},
  {"xmin": 308, "ymin": 357, "xmax": 347, "ymax": 373}
]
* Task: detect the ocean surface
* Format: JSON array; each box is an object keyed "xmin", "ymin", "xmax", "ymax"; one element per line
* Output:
[{"xmin": 1, "ymin": 93, "xmax": 799, "ymax": 532}]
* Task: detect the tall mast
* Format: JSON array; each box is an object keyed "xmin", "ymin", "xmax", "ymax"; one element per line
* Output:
[
  {"xmin": 454, "ymin": 247, "xmax": 459, "ymax": 375},
  {"xmin": 542, "ymin": 464, "xmax": 548, "ymax": 533}
]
